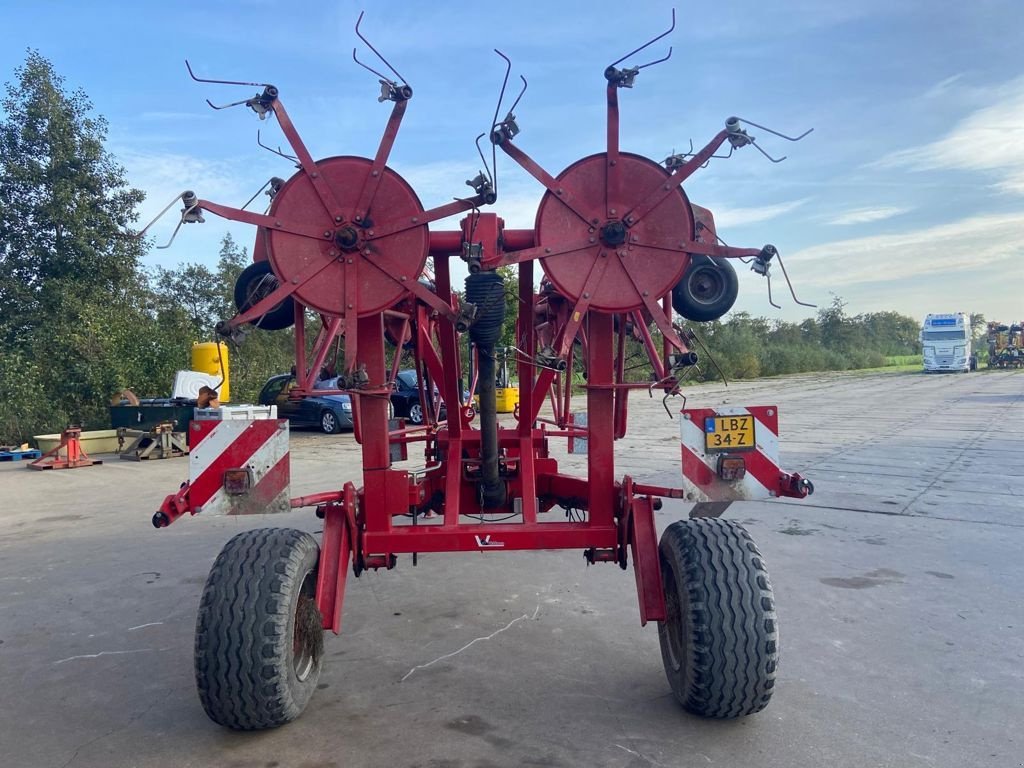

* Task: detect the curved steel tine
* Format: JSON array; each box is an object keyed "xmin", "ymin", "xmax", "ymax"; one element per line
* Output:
[
  {"xmin": 775, "ymin": 252, "xmax": 816, "ymax": 307},
  {"xmin": 257, "ymin": 129, "xmax": 299, "ymax": 164},
  {"xmin": 354, "ymin": 10, "xmax": 408, "ymax": 85},
  {"xmin": 766, "ymin": 274, "xmax": 782, "ymax": 309},
  {"xmin": 474, "ymin": 132, "xmax": 493, "ymax": 184},
  {"xmin": 155, "ymin": 218, "xmax": 184, "ymax": 250},
  {"xmin": 734, "ymin": 117, "xmax": 813, "ymax": 142},
  {"xmin": 636, "ymin": 46, "xmax": 673, "ymax": 71},
  {"xmin": 608, "ymin": 8, "xmax": 676, "ymax": 68},
  {"xmin": 185, "ymin": 60, "xmax": 271, "ymax": 88},
  {"xmin": 507, "ymin": 74, "xmax": 528, "ymax": 117},
  {"xmin": 749, "ymin": 138, "xmax": 787, "ymax": 163},
  {"xmin": 352, "ymin": 47, "xmax": 395, "ymax": 85},
  {"xmin": 687, "ymin": 326, "xmax": 728, "ymax": 385},
  {"xmin": 491, "ymin": 50, "xmax": 513, "ymax": 128},
  {"xmin": 205, "ymin": 96, "xmax": 255, "ymax": 111},
  {"xmin": 710, "ymin": 144, "xmax": 735, "ymax": 160},
  {"xmin": 135, "ymin": 192, "xmax": 185, "ymax": 238},
  {"xmin": 490, "ymin": 50, "xmax": 513, "ymax": 194},
  {"xmin": 240, "ymin": 179, "xmax": 272, "ymax": 211}
]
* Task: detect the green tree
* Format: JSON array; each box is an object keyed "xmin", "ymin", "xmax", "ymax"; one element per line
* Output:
[
  {"xmin": 0, "ymin": 50, "xmax": 175, "ymax": 441},
  {"xmin": 0, "ymin": 50, "xmax": 145, "ymax": 342},
  {"xmin": 496, "ymin": 264, "xmax": 520, "ymax": 351}
]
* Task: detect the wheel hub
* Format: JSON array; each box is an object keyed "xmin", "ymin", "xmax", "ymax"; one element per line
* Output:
[{"xmin": 690, "ymin": 267, "xmax": 724, "ymax": 303}]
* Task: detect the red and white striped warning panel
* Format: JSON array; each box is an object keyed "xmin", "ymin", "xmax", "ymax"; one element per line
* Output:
[
  {"xmin": 186, "ymin": 418, "xmax": 290, "ymax": 516},
  {"xmin": 680, "ymin": 405, "xmax": 782, "ymax": 502}
]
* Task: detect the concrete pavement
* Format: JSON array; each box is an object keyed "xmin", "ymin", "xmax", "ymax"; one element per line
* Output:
[{"xmin": 1, "ymin": 368, "xmax": 1021, "ymax": 767}]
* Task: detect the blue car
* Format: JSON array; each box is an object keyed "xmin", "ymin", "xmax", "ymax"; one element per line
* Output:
[{"xmin": 258, "ymin": 374, "xmax": 353, "ymax": 434}]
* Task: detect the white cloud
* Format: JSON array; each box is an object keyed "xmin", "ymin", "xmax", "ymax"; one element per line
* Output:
[
  {"xmin": 705, "ymin": 198, "xmax": 808, "ymax": 228},
  {"xmin": 923, "ymin": 73, "xmax": 965, "ymax": 100},
  {"xmin": 875, "ymin": 76, "xmax": 1024, "ymax": 194},
  {"xmin": 117, "ymin": 148, "xmax": 268, "ymax": 266},
  {"xmin": 825, "ymin": 206, "xmax": 909, "ymax": 225},
  {"xmin": 784, "ymin": 212, "xmax": 1024, "ymax": 287}
]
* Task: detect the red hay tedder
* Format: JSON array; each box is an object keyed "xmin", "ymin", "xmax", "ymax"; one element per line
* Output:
[{"xmin": 146, "ymin": 10, "xmax": 814, "ymax": 730}]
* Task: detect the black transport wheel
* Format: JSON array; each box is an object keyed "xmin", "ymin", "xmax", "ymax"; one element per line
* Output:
[
  {"xmin": 658, "ymin": 518, "xmax": 778, "ymax": 718},
  {"xmin": 320, "ymin": 409, "xmax": 341, "ymax": 434},
  {"xmin": 671, "ymin": 255, "xmax": 739, "ymax": 322},
  {"xmin": 195, "ymin": 528, "xmax": 324, "ymax": 730},
  {"xmin": 407, "ymin": 403, "xmax": 424, "ymax": 425},
  {"xmin": 234, "ymin": 260, "xmax": 296, "ymax": 331}
]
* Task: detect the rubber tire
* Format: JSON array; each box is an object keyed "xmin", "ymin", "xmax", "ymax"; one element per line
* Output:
[
  {"xmin": 671, "ymin": 255, "xmax": 739, "ymax": 323},
  {"xmin": 658, "ymin": 518, "xmax": 778, "ymax": 718},
  {"xmin": 407, "ymin": 403, "xmax": 424, "ymax": 425},
  {"xmin": 234, "ymin": 260, "xmax": 296, "ymax": 331},
  {"xmin": 195, "ymin": 528, "xmax": 323, "ymax": 730},
  {"xmin": 320, "ymin": 409, "xmax": 341, "ymax": 434}
]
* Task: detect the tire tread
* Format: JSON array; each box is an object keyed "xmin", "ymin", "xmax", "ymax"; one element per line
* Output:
[
  {"xmin": 658, "ymin": 518, "xmax": 778, "ymax": 718},
  {"xmin": 194, "ymin": 528, "xmax": 321, "ymax": 730}
]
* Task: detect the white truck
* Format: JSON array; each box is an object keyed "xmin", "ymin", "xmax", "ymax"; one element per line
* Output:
[{"xmin": 920, "ymin": 313, "xmax": 973, "ymax": 373}]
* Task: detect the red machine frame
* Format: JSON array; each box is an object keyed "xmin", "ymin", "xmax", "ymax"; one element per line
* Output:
[{"xmin": 152, "ymin": 15, "xmax": 812, "ymax": 638}]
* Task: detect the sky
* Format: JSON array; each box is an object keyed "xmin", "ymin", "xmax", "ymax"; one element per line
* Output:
[{"xmin": 1, "ymin": 0, "xmax": 1022, "ymax": 324}]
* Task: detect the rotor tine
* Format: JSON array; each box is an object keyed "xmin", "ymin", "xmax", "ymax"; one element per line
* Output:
[
  {"xmin": 185, "ymin": 59, "xmax": 271, "ymax": 88},
  {"xmin": 240, "ymin": 179, "xmax": 272, "ymax": 211},
  {"xmin": 490, "ymin": 50, "xmax": 514, "ymax": 194},
  {"xmin": 776, "ymin": 252, "xmax": 817, "ymax": 307},
  {"xmin": 491, "ymin": 50, "xmax": 513, "ymax": 129},
  {"xmin": 156, "ymin": 217, "xmax": 184, "ymax": 250},
  {"xmin": 474, "ymin": 133, "xmax": 493, "ymax": 185},
  {"xmin": 135, "ymin": 191, "xmax": 188, "ymax": 239},
  {"xmin": 608, "ymin": 8, "xmax": 676, "ymax": 69},
  {"xmin": 749, "ymin": 138, "xmax": 787, "ymax": 163},
  {"xmin": 204, "ymin": 97, "xmax": 254, "ymax": 111},
  {"xmin": 354, "ymin": 10, "xmax": 408, "ymax": 85},
  {"xmin": 637, "ymin": 46, "xmax": 673, "ymax": 70},
  {"xmin": 766, "ymin": 274, "xmax": 782, "ymax": 309},
  {"xmin": 688, "ymin": 326, "xmax": 729, "ymax": 385},
  {"xmin": 733, "ymin": 117, "xmax": 814, "ymax": 142},
  {"xmin": 257, "ymin": 129, "xmax": 299, "ymax": 164},
  {"xmin": 507, "ymin": 75, "xmax": 528, "ymax": 117},
  {"xmin": 352, "ymin": 47, "xmax": 395, "ymax": 86}
]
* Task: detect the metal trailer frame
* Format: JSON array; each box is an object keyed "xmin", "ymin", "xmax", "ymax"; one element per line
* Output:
[{"xmin": 150, "ymin": 10, "xmax": 814, "ymax": 729}]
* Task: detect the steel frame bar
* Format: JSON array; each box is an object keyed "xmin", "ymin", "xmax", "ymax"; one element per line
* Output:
[{"xmin": 353, "ymin": 99, "xmax": 409, "ymax": 223}]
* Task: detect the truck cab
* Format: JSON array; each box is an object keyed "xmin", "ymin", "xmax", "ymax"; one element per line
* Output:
[{"xmin": 920, "ymin": 313, "xmax": 971, "ymax": 373}]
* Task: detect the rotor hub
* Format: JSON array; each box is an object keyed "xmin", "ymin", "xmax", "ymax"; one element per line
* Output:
[
  {"xmin": 334, "ymin": 225, "xmax": 361, "ymax": 251},
  {"xmin": 599, "ymin": 220, "xmax": 628, "ymax": 247},
  {"xmin": 264, "ymin": 155, "xmax": 428, "ymax": 317},
  {"xmin": 535, "ymin": 152, "xmax": 695, "ymax": 312}
]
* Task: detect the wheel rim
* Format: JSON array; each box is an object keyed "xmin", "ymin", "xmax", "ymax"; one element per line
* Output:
[
  {"xmin": 687, "ymin": 265, "xmax": 725, "ymax": 306},
  {"xmin": 322, "ymin": 411, "xmax": 336, "ymax": 432},
  {"xmin": 246, "ymin": 272, "xmax": 284, "ymax": 314},
  {"xmin": 662, "ymin": 562, "xmax": 685, "ymax": 673},
  {"xmin": 292, "ymin": 572, "xmax": 318, "ymax": 682},
  {"xmin": 409, "ymin": 404, "xmax": 423, "ymax": 423}
]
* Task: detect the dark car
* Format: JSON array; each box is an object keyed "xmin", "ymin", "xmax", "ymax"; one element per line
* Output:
[
  {"xmin": 392, "ymin": 369, "xmax": 447, "ymax": 425},
  {"xmin": 258, "ymin": 374, "xmax": 353, "ymax": 434}
]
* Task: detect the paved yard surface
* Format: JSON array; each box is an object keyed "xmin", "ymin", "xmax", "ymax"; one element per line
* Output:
[{"xmin": 1, "ymin": 368, "xmax": 1021, "ymax": 768}]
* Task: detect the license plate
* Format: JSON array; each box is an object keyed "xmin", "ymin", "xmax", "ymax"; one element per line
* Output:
[{"xmin": 704, "ymin": 414, "xmax": 755, "ymax": 452}]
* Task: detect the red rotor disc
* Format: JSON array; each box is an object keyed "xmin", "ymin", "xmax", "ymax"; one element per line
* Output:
[
  {"xmin": 265, "ymin": 156, "xmax": 428, "ymax": 317},
  {"xmin": 535, "ymin": 152, "xmax": 694, "ymax": 312}
]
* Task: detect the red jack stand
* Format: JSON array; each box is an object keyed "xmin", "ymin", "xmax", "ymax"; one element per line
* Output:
[{"xmin": 28, "ymin": 427, "xmax": 103, "ymax": 471}]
